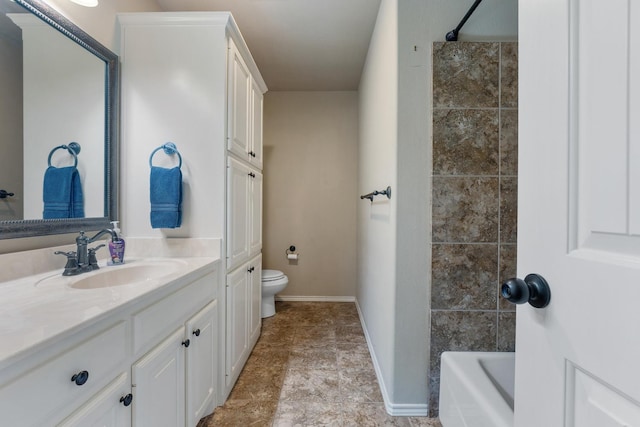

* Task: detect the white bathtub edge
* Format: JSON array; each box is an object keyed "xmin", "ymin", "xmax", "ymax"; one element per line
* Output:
[{"xmin": 440, "ymin": 351, "xmax": 515, "ymax": 427}]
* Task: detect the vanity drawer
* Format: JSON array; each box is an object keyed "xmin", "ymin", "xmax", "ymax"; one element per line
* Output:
[
  {"xmin": 0, "ymin": 321, "xmax": 128, "ymax": 427},
  {"xmin": 133, "ymin": 273, "xmax": 216, "ymax": 356}
]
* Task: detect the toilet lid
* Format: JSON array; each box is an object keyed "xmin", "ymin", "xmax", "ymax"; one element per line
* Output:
[{"xmin": 262, "ymin": 269, "xmax": 285, "ymax": 281}]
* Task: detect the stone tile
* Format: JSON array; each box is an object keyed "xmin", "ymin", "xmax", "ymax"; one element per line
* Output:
[
  {"xmin": 432, "ymin": 177, "xmax": 499, "ymax": 243},
  {"xmin": 279, "ymin": 368, "xmax": 341, "ymax": 402},
  {"xmin": 499, "ymin": 244, "xmax": 517, "ymax": 311},
  {"xmin": 500, "ymin": 109, "xmax": 518, "ymax": 175},
  {"xmin": 342, "ymin": 402, "xmax": 412, "ymax": 426},
  {"xmin": 498, "ymin": 311, "xmax": 516, "ymax": 352},
  {"xmin": 500, "ymin": 177, "xmax": 518, "ymax": 243},
  {"xmin": 337, "ymin": 342, "xmax": 374, "ymax": 370},
  {"xmin": 200, "ymin": 399, "xmax": 278, "ymax": 427},
  {"xmin": 431, "ymin": 243, "xmax": 498, "ymax": 310},
  {"xmin": 409, "ymin": 416, "xmax": 442, "ymax": 427},
  {"xmin": 243, "ymin": 348, "xmax": 290, "ymax": 372},
  {"xmin": 501, "ymin": 42, "xmax": 518, "ymax": 108},
  {"xmin": 292, "ymin": 326, "xmax": 336, "ymax": 349},
  {"xmin": 335, "ymin": 324, "xmax": 366, "ymax": 344},
  {"xmin": 339, "ymin": 368, "xmax": 384, "ymax": 403},
  {"xmin": 433, "ymin": 109, "xmax": 499, "ymax": 176},
  {"xmin": 333, "ymin": 311, "xmax": 362, "ymax": 327},
  {"xmin": 228, "ymin": 364, "xmax": 286, "ymax": 401},
  {"xmin": 289, "ymin": 347, "xmax": 338, "ymax": 370},
  {"xmin": 428, "ymin": 376, "xmax": 441, "ymax": 418},
  {"xmin": 273, "ymin": 401, "xmax": 342, "ymax": 426},
  {"xmin": 429, "ymin": 310, "xmax": 497, "ymax": 374},
  {"xmin": 253, "ymin": 330, "xmax": 295, "ymax": 351},
  {"xmin": 433, "ymin": 42, "xmax": 499, "ymax": 108}
]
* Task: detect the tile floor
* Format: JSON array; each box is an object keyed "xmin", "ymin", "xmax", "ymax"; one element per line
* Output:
[{"xmin": 198, "ymin": 301, "xmax": 442, "ymax": 426}]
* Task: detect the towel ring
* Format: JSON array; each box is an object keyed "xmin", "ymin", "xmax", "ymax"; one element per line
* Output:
[
  {"xmin": 149, "ymin": 142, "xmax": 182, "ymax": 169},
  {"xmin": 48, "ymin": 142, "xmax": 81, "ymax": 168}
]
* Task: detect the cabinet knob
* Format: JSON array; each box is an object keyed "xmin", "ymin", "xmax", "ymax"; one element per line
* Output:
[
  {"xmin": 192, "ymin": 328, "xmax": 201, "ymax": 337},
  {"xmin": 120, "ymin": 393, "xmax": 133, "ymax": 407},
  {"xmin": 249, "ymin": 151, "xmax": 256, "ymax": 158},
  {"xmin": 182, "ymin": 339, "xmax": 191, "ymax": 348},
  {"xmin": 71, "ymin": 370, "xmax": 89, "ymax": 386}
]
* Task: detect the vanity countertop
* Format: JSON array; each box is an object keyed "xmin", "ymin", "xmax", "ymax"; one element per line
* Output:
[{"xmin": 0, "ymin": 256, "xmax": 219, "ymax": 372}]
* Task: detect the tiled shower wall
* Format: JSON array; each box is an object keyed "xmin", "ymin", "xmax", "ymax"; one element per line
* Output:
[{"xmin": 429, "ymin": 42, "xmax": 518, "ymax": 415}]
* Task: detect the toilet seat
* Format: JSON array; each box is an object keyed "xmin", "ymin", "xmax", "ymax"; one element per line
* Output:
[{"xmin": 262, "ymin": 269, "xmax": 285, "ymax": 282}]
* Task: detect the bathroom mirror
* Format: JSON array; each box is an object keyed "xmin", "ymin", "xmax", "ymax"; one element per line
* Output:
[{"xmin": 0, "ymin": 0, "xmax": 118, "ymax": 239}]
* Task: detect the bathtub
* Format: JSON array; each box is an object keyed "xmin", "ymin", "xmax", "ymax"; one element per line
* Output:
[{"xmin": 439, "ymin": 351, "xmax": 515, "ymax": 427}]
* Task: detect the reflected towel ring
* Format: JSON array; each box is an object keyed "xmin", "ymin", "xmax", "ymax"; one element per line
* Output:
[
  {"xmin": 48, "ymin": 142, "xmax": 81, "ymax": 168},
  {"xmin": 149, "ymin": 142, "xmax": 182, "ymax": 169}
]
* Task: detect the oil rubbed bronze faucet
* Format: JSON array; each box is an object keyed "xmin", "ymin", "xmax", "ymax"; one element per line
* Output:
[{"xmin": 54, "ymin": 229, "xmax": 117, "ymax": 276}]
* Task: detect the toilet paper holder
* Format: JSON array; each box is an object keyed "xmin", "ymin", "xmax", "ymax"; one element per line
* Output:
[{"xmin": 286, "ymin": 245, "xmax": 298, "ymax": 260}]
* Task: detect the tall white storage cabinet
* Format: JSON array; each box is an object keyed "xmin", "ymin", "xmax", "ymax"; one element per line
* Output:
[{"xmin": 118, "ymin": 12, "xmax": 267, "ymax": 408}]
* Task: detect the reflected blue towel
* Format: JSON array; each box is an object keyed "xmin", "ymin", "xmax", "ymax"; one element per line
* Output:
[
  {"xmin": 150, "ymin": 166, "xmax": 182, "ymax": 228},
  {"xmin": 43, "ymin": 166, "xmax": 84, "ymax": 219}
]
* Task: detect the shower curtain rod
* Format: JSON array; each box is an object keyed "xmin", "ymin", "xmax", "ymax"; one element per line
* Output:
[{"xmin": 445, "ymin": 0, "xmax": 484, "ymax": 41}]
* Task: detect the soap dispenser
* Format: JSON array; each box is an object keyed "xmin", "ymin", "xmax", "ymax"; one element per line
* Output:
[{"xmin": 108, "ymin": 220, "xmax": 125, "ymax": 265}]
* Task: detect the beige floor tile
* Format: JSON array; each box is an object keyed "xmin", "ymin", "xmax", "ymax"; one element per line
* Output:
[{"xmin": 341, "ymin": 403, "xmax": 412, "ymax": 427}]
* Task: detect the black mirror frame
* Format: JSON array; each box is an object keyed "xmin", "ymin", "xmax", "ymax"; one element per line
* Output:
[{"xmin": 0, "ymin": 0, "xmax": 118, "ymax": 239}]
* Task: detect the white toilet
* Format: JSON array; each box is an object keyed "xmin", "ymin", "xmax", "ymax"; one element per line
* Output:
[{"xmin": 261, "ymin": 269, "xmax": 288, "ymax": 318}]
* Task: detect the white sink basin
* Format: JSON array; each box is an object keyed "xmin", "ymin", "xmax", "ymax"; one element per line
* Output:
[{"xmin": 36, "ymin": 259, "xmax": 188, "ymax": 290}]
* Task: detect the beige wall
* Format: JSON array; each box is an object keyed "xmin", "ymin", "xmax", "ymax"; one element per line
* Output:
[{"xmin": 263, "ymin": 91, "xmax": 358, "ymax": 298}]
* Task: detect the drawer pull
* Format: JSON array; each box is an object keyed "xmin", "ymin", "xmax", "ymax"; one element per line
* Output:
[
  {"xmin": 120, "ymin": 393, "xmax": 133, "ymax": 407},
  {"xmin": 182, "ymin": 339, "xmax": 191, "ymax": 348},
  {"xmin": 192, "ymin": 329, "xmax": 201, "ymax": 337},
  {"xmin": 71, "ymin": 370, "xmax": 89, "ymax": 386}
]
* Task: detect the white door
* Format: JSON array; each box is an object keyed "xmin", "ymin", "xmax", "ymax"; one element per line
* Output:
[
  {"xmin": 227, "ymin": 157, "xmax": 251, "ymax": 270},
  {"xmin": 227, "ymin": 39, "xmax": 251, "ymax": 159},
  {"xmin": 225, "ymin": 265, "xmax": 249, "ymax": 385},
  {"xmin": 132, "ymin": 328, "xmax": 186, "ymax": 427},
  {"xmin": 248, "ymin": 254, "xmax": 262, "ymax": 342},
  {"xmin": 249, "ymin": 170, "xmax": 263, "ymax": 258},
  {"xmin": 185, "ymin": 300, "xmax": 218, "ymax": 427},
  {"xmin": 517, "ymin": 0, "xmax": 640, "ymax": 425}
]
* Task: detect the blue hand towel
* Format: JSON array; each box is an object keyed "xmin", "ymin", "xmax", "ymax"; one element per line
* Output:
[
  {"xmin": 150, "ymin": 166, "xmax": 182, "ymax": 228},
  {"xmin": 43, "ymin": 166, "xmax": 84, "ymax": 219}
]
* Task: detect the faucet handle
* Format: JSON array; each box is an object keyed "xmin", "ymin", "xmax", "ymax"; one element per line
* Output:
[
  {"xmin": 54, "ymin": 250, "xmax": 76, "ymax": 259},
  {"xmin": 54, "ymin": 251, "xmax": 79, "ymax": 275},
  {"xmin": 88, "ymin": 245, "xmax": 105, "ymax": 270}
]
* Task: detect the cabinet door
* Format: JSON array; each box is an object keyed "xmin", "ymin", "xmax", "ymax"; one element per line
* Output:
[
  {"xmin": 58, "ymin": 373, "xmax": 131, "ymax": 427},
  {"xmin": 249, "ymin": 254, "xmax": 262, "ymax": 343},
  {"xmin": 227, "ymin": 157, "xmax": 251, "ymax": 270},
  {"xmin": 250, "ymin": 79, "xmax": 264, "ymax": 169},
  {"xmin": 185, "ymin": 300, "xmax": 218, "ymax": 427},
  {"xmin": 227, "ymin": 40, "xmax": 251, "ymax": 160},
  {"xmin": 132, "ymin": 328, "xmax": 185, "ymax": 427},
  {"xmin": 225, "ymin": 266, "xmax": 249, "ymax": 385},
  {"xmin": 249, "ymin": 169, "xmax": 263, "ymax": 258}
]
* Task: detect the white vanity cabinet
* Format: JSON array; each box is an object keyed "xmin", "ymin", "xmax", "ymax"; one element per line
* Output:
[
  {"xmin": 225, "ymin": 254, "xmax": 262, "ymax": 387},
  {"xmin": 0, "ymin": 259, "xmax": 220, "ymax": 427},
  {"xmin": 131, "ymin": 274, "xmax": 219, "ymax": 427}
]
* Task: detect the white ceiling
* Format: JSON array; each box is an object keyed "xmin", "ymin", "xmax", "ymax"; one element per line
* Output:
[{"xmin": 155, "ymin": 0, "xmax": 382, "ymax": 91}]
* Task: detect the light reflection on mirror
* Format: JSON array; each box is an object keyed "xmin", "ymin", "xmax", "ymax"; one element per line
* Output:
[{"xmin": 0, "ymin": 0, "xmax": 105, "ymax": 222}]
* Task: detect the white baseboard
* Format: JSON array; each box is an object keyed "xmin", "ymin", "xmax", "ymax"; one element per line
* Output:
[
  {"xmin": 355, "ymin": 300, "xmax": 430, "ymax": 417},
  {"xmin": 275, "ymin": 295, "xmax": 356, "ymax": 302}
]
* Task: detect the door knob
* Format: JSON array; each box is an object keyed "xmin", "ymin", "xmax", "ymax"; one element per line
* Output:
[{"xmin": 501, "ymin": 273, "xmax": 551, "ymax": 308}]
